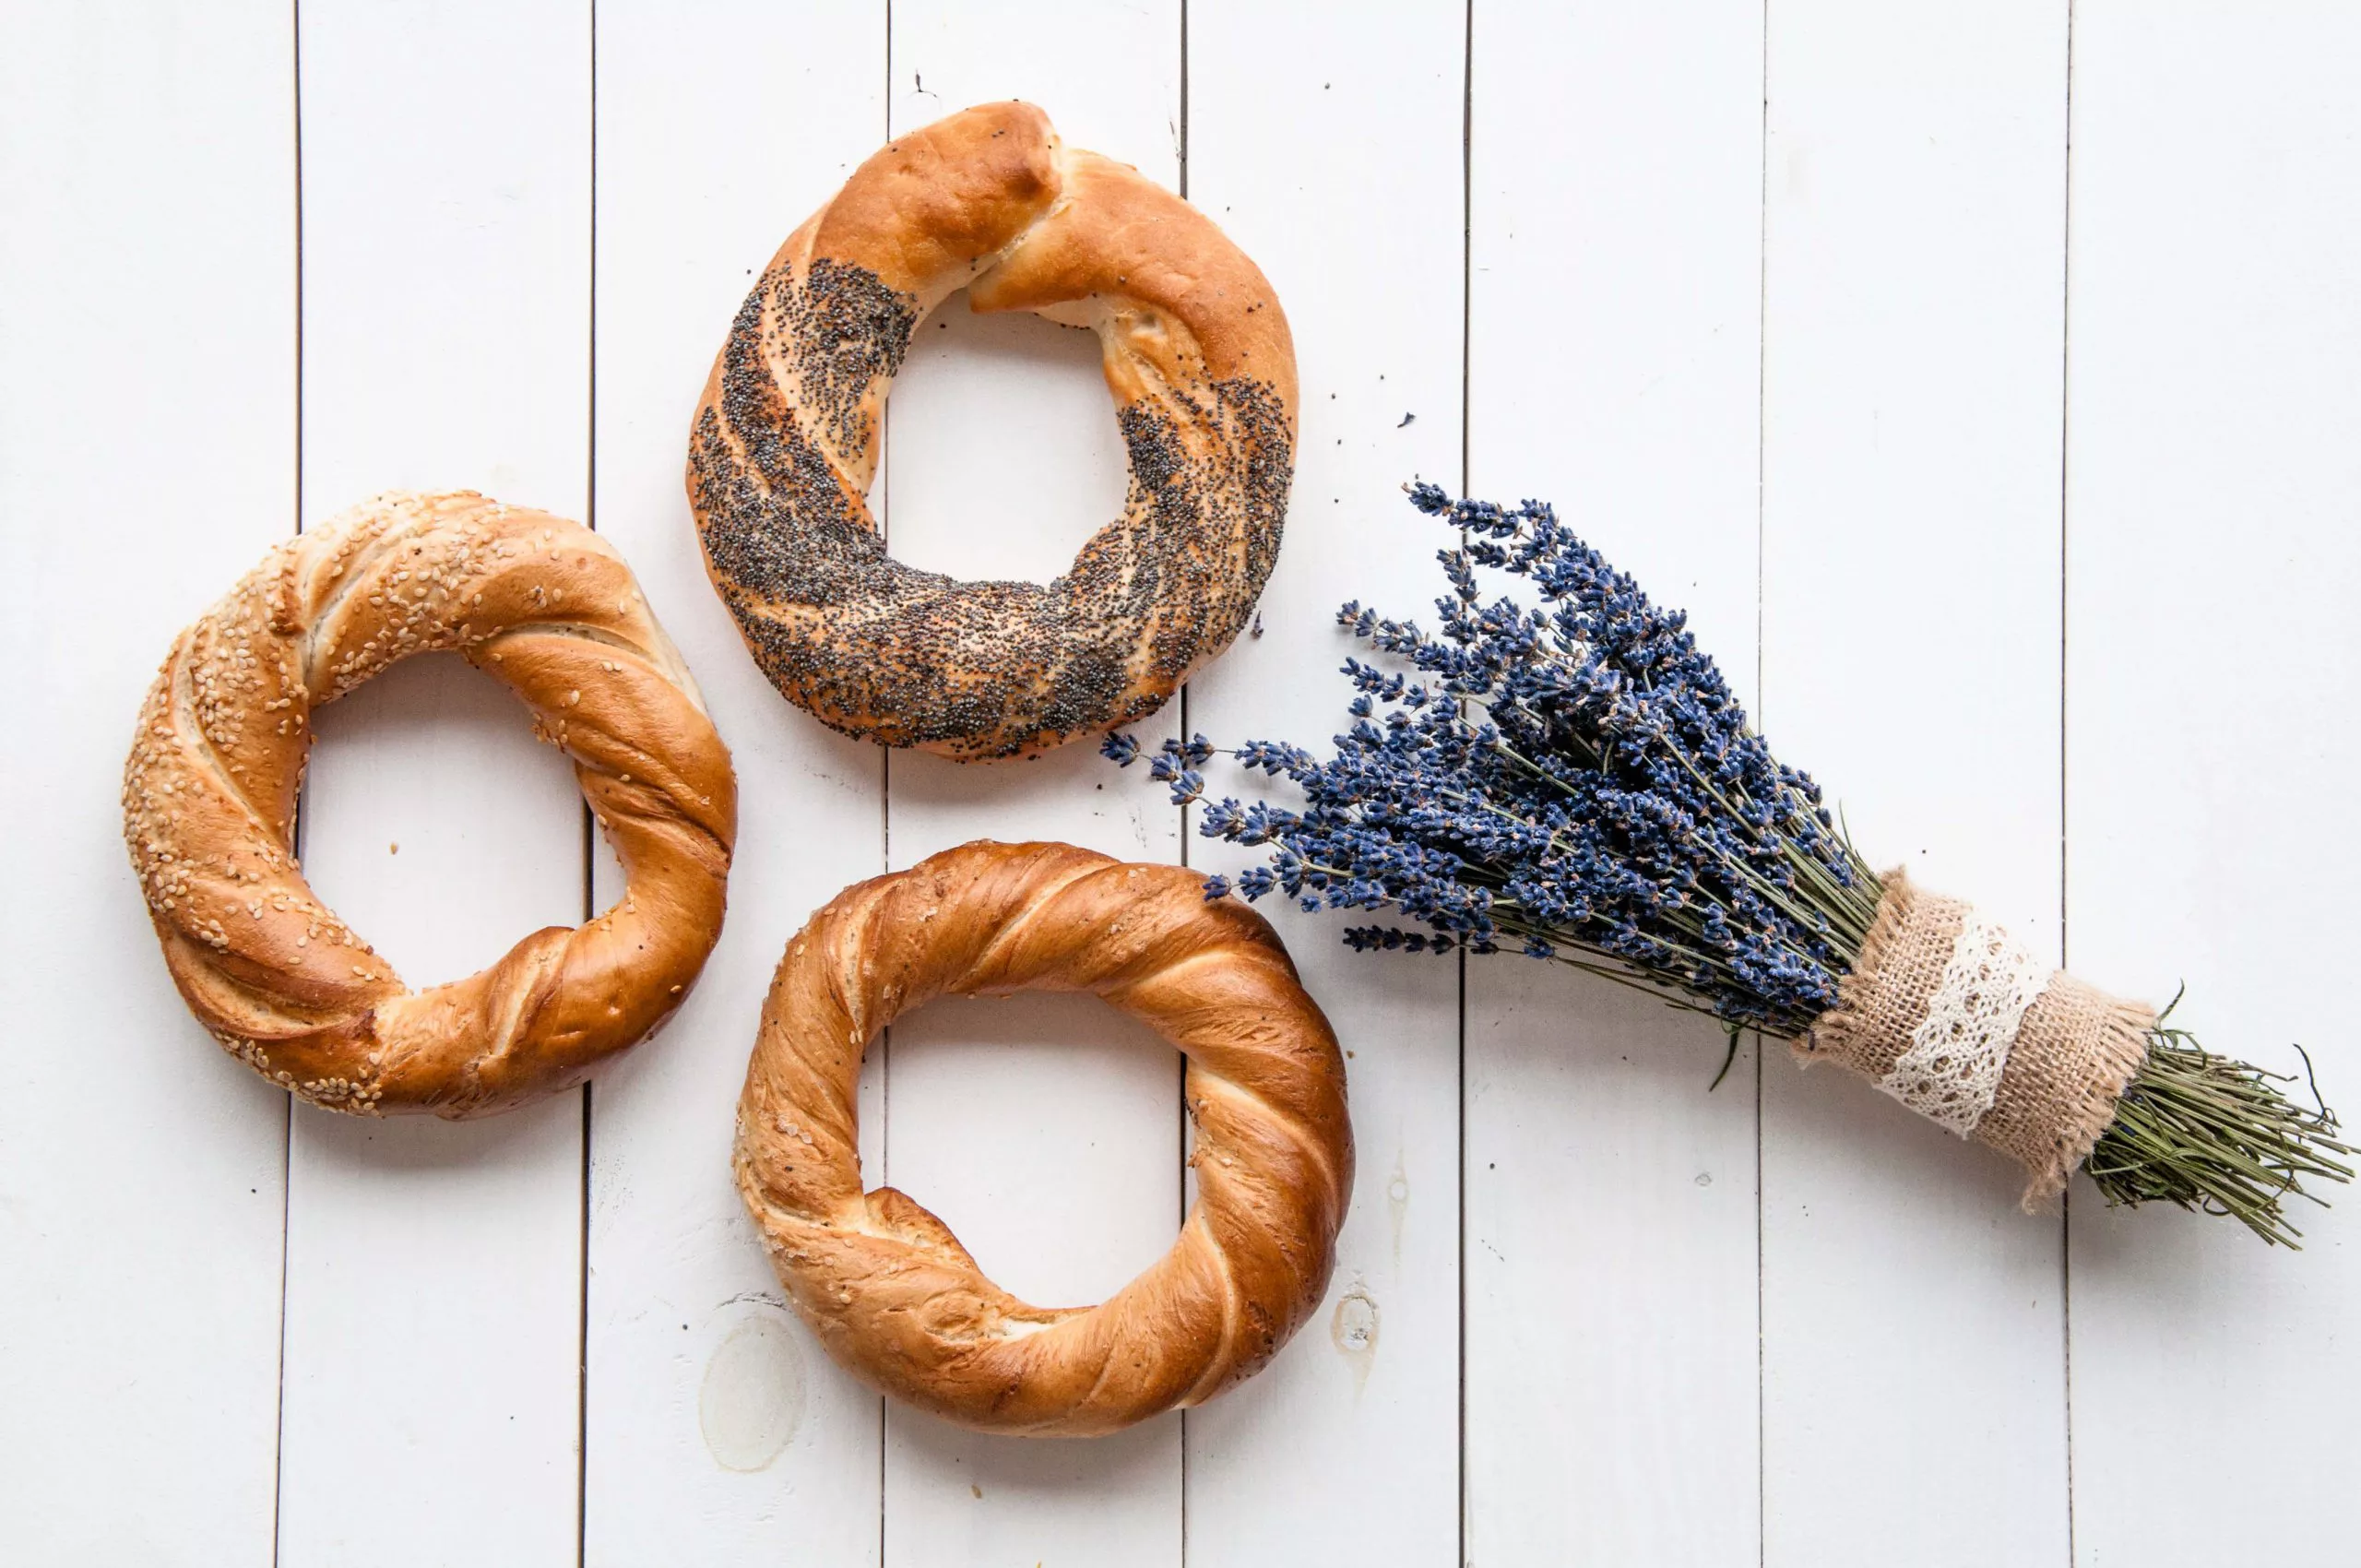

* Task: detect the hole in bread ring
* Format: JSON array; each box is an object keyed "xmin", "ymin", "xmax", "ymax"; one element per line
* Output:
[
  {"xmin": 734, "ymin": 841, "xmax": 1354, "ymax": 1437},
  {"xmin": 689, "ymin": 100, "xmax": 1299, "ymax": 763},
  {"xmin": 120, "ymin": 491, "xmax": 738, "ymax": 1118}
]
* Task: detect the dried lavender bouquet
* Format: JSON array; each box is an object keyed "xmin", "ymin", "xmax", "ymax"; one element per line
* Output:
[{"xmin": 1108, "ymin": 485, "xmax": 2351, "ymax": 1245}]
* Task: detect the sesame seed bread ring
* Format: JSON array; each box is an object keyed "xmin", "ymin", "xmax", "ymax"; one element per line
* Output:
[
  {"xmin": 734, "ymin": 840, "xmax": 1353, "ymax": 1436},
  {"xmin": 689, "ymin": 101, "xmax": 1299, "ymax": 762},
  {"xmin": 122, "ymin": 492, "xmax": 737, "ymax": 1118}
]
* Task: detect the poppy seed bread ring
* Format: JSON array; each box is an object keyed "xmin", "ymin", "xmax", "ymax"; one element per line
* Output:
[
  {"xmin": 688, "ymin": 101, "xmax": 1299, "ymax": 762},
  {"xmin": 734, "ymin": 840, "xmax": 1354, "ymax": 1436},
  {"xmin": 121, "ymin": 492, "xmax": 738, "ymax": 1118}
]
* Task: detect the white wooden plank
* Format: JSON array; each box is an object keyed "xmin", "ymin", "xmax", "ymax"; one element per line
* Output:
[
  {"xmin": 279, "ymin": 3, "xmax": 591, "ymax": 1563},
  {"xmin": 2064, "ymin": 6, "xmax": 2361, "ymax": 1559},
  {"xmin": 0, "ymin": 5, "xmax": 294, "ymax": 1562},
  {"xmin": 1463, "ymin": 5, "xmax": 1766, "ymax": 1562},
  {"xmin": 1757, "ymin": 4, "xmax": 2070, "ymax": 1564},
  {"xmin": 1177, "ymin": 6, "xmax": 1464, "ymax": 1563},
  {"xmin": 582, "ymin": 4, "xmax": 888, "ymax": 1563},
  {"xmin": 878, "ymin": 5, "xmax": 1188, "ymax": 1562}
]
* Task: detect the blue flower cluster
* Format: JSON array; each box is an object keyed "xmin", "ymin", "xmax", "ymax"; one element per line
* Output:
[{"xmin": 1104, "ymin": 484, "xmax": 1884, "ymax": 1038}]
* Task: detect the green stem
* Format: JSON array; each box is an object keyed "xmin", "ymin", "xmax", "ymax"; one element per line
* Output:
[{"xmin": 2085, "ymin": 1020, "xmax": 2355, "ymax": 1248}]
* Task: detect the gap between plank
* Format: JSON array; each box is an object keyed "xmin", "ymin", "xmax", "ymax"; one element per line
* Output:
[
  {"xmin": 877, "ymin": 10, "xmax": 895, "ymax": 1562},
  {"xmin": 2055, "ymin": 3, "xmax": 2081, "ymax": 1562},
  {"xmin": 1753, "ymin": 2, "xmax": 1770, "ymax": 1557},
  {"xmin": 1177, "ymin": 4, "xmax": 1193, "ymax": 1560},
  {"xmin": 1455, "ymin": 6, "xmax": 1474, "ymax": 1562},
  {"xmin": 271, "ymin": 4, "xmax": 307, "ymax": 1560},
  {"xmin": 576, "ymin": 7, "xmax": 600, "ymax": 1564}
]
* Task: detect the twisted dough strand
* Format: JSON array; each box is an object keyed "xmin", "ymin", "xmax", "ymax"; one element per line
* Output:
[
  {"xmin": 122, "ymin": 492, "xmax": 736, "ymax": 1117},
  {"xmin": 735, "ymin": 840, "xmax": 1352, "ymax": 1436}
]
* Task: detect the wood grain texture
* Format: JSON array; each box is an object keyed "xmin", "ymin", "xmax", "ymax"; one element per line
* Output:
[
  {"xmin": 877, "ymin": 3, "xmax": 1188, "ymax": 1562},
  {"xmin": 1179, "ymin": 3, "xmax": 1465, "ymax": 1561},
  {"xmin": 2064, "ymin": 5, "xmax": 2361, "ymax": 1561},
  {"xmin": 279, "ymin": 2, "xmax": 591, "ymax": 1562},
  {"xmin": 584, "ymin": 4, "xmax": 888, "ymax": 1562},
  {"xmin": 1758, "ymin": 4, "xmax": 2072, "ymax": 1564},
  {"xmin": 0, "ymin": 5, "xmax": 295, "ymax": 1562},
  {"xmin": 1464, "ymin": 5, "xmax": 1767, "ymax": 1562}
]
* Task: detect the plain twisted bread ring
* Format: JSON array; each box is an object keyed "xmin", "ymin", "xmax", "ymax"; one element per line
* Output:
[
  {"xmin": 689, "ymin": 101, "xmax": 1299, "ymax": 762},
  {"xmin": 734, "ymin": 840, "xmax": 1352, "ymax": 1435},
  {"xmin": 122, "ymin": 492, "xmax": 737, "ymax": 1118}
]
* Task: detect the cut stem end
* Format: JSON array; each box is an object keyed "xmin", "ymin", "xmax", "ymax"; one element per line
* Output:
[{"xmin": 2084, "ymin": 1024, "xmax": 2355, "ymax": 1248}]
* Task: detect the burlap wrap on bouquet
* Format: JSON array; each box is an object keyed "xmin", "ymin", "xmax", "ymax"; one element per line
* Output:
[{"xmin": 1798, "ymin": 871, "xmax": 2156, "ymax": 1206}]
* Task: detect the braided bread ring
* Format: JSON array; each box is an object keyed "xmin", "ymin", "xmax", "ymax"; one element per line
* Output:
[
  {"xmin": 122, "ymin": 492, "xmax": 737, "ymax": 1119},
  {"xmin": 734, "ymin": 841, "xmax": 1352, "ymax": 1436},
  {"xmin": 689, "ymin": 101, "xmax": 1299, "ymax": 762}
]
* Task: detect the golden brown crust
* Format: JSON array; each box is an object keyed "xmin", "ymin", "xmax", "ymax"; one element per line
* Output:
[
  {"xmin": 121, "ymin": 492, "xmax": 737, "ymax": 1118},
  {"xmin": 733, "ymin": 840, "xmax": 1352, "ymax": 1436},
  {"xmin": 967, "ymin": 148, "xmax": 1297, "ymax": 398},
  {"xmin": 689, "ymin": 101, "xmax": 1299, "ymax": 762},
  {"xmin": 810, "ymin": 102, "xmax": 1062, "ymax": 304}
]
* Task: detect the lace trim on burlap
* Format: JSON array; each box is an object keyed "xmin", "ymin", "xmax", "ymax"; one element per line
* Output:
[
  {"xmin": 1877, "ymin": 909, "xmax": 2051, "ymax": 1135},
  {"xmin": 1800, "ymin": 869, "xmax": 2157, "ymax": 1207}
]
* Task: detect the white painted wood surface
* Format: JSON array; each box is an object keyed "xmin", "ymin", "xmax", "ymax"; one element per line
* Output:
[
  {"xmin": 279, "ymin": 4, "xmax": 592, "ymax": 1563},
  {"xmin": 1, "ymin": 6, "xmax": 293, "ymax": 1563},
  {"xmin": 585, "ymin": 5, "xmax": 886, "ymax": 1564},
  {"xmin": 2065, "ymin": 4, "xmax": 2361, "ymax": 1561},
  {"xmin": 1182, "ymin": 5, "xmax": 1465, "ymax": 1562},
  {"xmin": 877, "ymin": 10, "xmax": 1189, "ymax": 1563},
  {"xmin": 1465, "ymin": 5, "xmax": 1766, "ymax": 1563},
  {"xmin": 8, "ymin": 5, "xmax": 2361, "ymax": 1566},
  {"xmin": 1758, "ymin": 6, "xmax": 2073, "ymax": 1565}
]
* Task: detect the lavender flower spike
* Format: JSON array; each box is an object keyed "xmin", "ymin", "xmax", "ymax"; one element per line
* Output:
[{"xmin": 1108, "ymin": 486, "xmax": 2351, "ymax": 1245}]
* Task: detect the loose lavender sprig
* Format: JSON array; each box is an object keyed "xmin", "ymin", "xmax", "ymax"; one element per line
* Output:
[{"xmin": 1107, "ymin": 484, "xmax": 2350, "ymax": 1244}]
